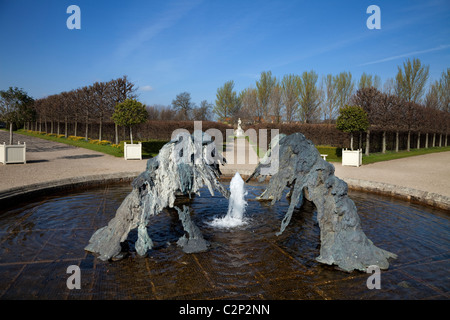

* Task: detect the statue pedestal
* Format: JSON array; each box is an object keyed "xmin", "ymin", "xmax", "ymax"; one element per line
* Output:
[{"xmin": 235, "ymin": 128, "xmax": 244, "ymax": 137}]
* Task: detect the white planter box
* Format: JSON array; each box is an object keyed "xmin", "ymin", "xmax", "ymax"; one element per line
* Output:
[
  {"xmin": 124, "ymin": 142, "xmax": 142, "ymax": 160},
  {"xmin": 0, "ymin": 142, "xmax": 26, "ymax": 164},
  {"xmin": 342, "ymin": 149, "xmax": 362, "ymax": 167}
]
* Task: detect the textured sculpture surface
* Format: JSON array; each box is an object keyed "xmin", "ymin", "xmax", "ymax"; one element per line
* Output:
[
  {"xmin": 85, "ymin": 131, "xmax": 228, "ymax": 260},
  {"xmin": 85, "ymin": 131, "xmax": 396, "ymax": 273},
  {"xmin": 247, "ymin": 132, "xmax": 397, "ymax": 272}
]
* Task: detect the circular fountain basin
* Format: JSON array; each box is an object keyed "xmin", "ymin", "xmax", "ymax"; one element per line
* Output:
[{"xmin": 0, "ymin": 182, "xmax": 448, "ymax": 299}]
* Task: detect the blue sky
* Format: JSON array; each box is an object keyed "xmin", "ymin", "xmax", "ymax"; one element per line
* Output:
[{"xmin": 0, "ymin": 0, "xmax": 449, "ymax": 107}]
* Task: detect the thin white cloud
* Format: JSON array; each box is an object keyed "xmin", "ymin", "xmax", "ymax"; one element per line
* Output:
[
  {"xmin": 140, "ymin": 85, "xmax": 153, "ymax": 92},
  {"xmin": 358, "ymin": 44, "xmax": 450, "ymax": 66},
  {"xmin": 116, "ymin": 0, "xmax": 203, "ymax": 58}
]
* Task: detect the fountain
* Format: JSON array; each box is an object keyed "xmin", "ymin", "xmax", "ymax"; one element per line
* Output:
[
  {"xmin": 210, "ymin": 172, "xmax": 248, "ymax": 228},
  {"xmin": 247, "ymin": 132, "xmax": 397, "ymax": 272},
  {"xmin": 85, "ymin": 130, "xmax": 229, "ymax": 260},
  {"xmin": 85, "ymin": 131, "xmax": 396, "ymax": 272}
]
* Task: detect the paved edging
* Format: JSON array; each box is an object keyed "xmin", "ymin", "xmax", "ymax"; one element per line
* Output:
[
  {"xmin": 0, "ymin": 172, "xmax": 141, "ymax": 206},
  {"xmin": 342, "ymin": 178, "xmax": 450, "ymax": 211},
  {"xmin": 1, "ymin": 170, "xmax": 449, "ymax": 211}
]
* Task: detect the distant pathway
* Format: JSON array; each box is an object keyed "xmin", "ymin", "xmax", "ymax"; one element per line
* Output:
[
  {"xmin": 220, "ymin": 138, "xmax": 259, "ymax": 178},
  {"xmin": 334, "ymin": 152, "xmax": 450, "ymax": 198},
  {"xmin": 0, "ymin": 131, "xmax": 147, "ymax": 200}
]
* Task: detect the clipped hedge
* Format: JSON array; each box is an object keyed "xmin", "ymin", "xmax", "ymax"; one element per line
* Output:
[
  {"xmin": 119, "ymin": 140, "xmax": 169, "ymax": 157},
  {"xmin": 315, "ymin": 146, "xmax": 342, "ymax": 161}
]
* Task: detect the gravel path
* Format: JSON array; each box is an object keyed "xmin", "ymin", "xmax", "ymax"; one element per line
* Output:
[
  {"xmin": 0, "ymin": 131, "xmax": 147, "ymax": 195},
  {"xmin": 334, "ymin": 152, "xmax": 450, "ymax": 198}
]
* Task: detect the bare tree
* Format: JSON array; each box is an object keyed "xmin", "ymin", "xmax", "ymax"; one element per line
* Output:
[
  {"xmin": 110, "ymin": 76, "xmax": 137, "ymax": 144},
  {"xmin": 269, "ymin": 84, "xmax": 283, "ymax": 123},
  {"xmin": 192, "ymin": 100, "xmax": 212, "ymax": 121},
  {"xmin": 297, "ymin": 70, "xmax": 321, "ymax": 123},
  {"xmin": 256, "ymin": 71, "xmax": 277, "ymax": 122},
  {"xmin": 437, "ymin": 68, "xmax": 450, "ymax": 112},
  {"xmin": 91, "ymin": 81, "xmax": 113, "ymax": 141},
  {"xmin": 281, "ymin": 74, "xmax": 299, "ymax": 123},
  {"xmin": 159, "ymin": 105, "xmax": 177, "ymax": 120},
  {"xmin": 335, "ymin": 71, "xmax": 355, "ymax": 109},
  {"xmin": 383, "ymin": 77, "xmax": 395, "ymax": 95},
  {"xmin": 146, "ymin": 105, "xmax": 161, "ymax": 120},
  {"xmin": 351, "ymin": 87, "xmax": 383, "ymax": 155},
  {"xmin": 239, "ymin": 87, "xmax": 259, "ymax": 123},
  {"xmin": 320, "ymin": 74, "xmax": 338, "ymax": 123},
  {"xmin": 358, "ymin": 73, "xmax": 381, "ymax": 90},
  {"xmin": 214, "ymin": 80, "xmax": 240, "ymax": 122},
  {"xmin": 77, "ymin": 87, "xmax": 93, "ymax": 141},
  {"xmin": 395, "ymin": 58, "xmax": 429, "ymax": 103},
  {"xmin": 172, "ymin": 92, "xmax": 194, "ymax": 120}
]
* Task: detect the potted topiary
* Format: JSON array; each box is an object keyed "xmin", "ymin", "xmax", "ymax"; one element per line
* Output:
[
  {"xmin": 111, "ymin": 99, "xmax": 148, "ymax": 160},
  {"xmin": 336, "ymin": 105, "xmax": 369, "ymax": 167},
  {"xmin": 0, "ymin": 87, "xmax": 34, "ymax": 164}
]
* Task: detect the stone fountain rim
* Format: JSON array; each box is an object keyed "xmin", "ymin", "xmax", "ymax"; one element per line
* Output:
[{"xmin": 0, "ymin": 172, "xmax": 448, "ymax": 211}]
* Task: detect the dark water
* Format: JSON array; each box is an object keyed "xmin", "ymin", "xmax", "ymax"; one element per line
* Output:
[{"xmin": 0, "ymin": 182, "xmax": 448, "ymax": 300}]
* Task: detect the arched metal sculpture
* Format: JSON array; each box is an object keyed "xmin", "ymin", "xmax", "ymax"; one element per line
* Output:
[{"xmin": 85, "ymin": 131, "xmax": 396, "ymax": 272}]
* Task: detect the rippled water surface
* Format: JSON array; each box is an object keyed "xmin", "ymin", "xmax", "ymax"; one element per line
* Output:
[{"xmin": 0, "ymin": 183, "xmax": 448, "ymax": 299}]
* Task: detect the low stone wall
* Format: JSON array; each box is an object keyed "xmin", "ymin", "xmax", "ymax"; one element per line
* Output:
[
  {"xmin": 343, "ymin": 178, "xmax": 450, "ymax": 211},
  {"xmin": 0, "ymin": 172, "xmax": 139, "ymax": 208},
  {"xmin": 1, "ymin": 172, "xmax": 448, "ymax": 211}
]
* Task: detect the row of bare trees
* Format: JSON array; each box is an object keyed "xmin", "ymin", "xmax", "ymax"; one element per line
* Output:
[
  {"xmin": 30, "ymin": 76, "xmax": 136, "ymax": 144},
  {"xmin": 213, "ymin": 59, "xmax": 449, "ymax": 128},
  {"xmin": 352, "ymin": 86, "xmax": 449, "ymax": 154}
]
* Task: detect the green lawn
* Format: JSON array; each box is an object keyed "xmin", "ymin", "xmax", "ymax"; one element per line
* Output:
[
  {"xmin": 315, "ymin": 144, "xmax": 450, "ymax": 164},
  {"xmin": 14, "ymin": 129, "xmax": 168, "ymax": 158},
  {"xmin": 361, "ymin": 146, "xmax": 450, "ymax": 164}
]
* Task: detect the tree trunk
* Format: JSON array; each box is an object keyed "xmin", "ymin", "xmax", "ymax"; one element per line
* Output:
[
  {"xmin": 85, "ymin": 117, "xmax": 89, "ymax": 141},
  {"xmin": 9, "ymin": 122, "xmax": 13, "ymax": 145},
  {"xmin": 350, "ymin": 132, "xmax": 353, "ymax": 150},
  {"xmin": 395, "ymin": 131, "xmax": 399, "ymax": 152},
  {"xmin": 407, "ymin": 131, "xmax": 411, "ymax": 152},
  {"xmin": 57, "ymin": 120, "xmax": 60, "ymax": 135},
  {"xmin": 65, "ymin": 117, "xmax": 68, "ymax": 138},
  {"xmin": 382, "ymin": 131, "xmax": 386, "ymax": 154},
  {"xmin": 115, "ymin": 123, "xmax": 119, "ymax": 145},
  {"xmin": 417, "ymin": 132, "xmax": 421, "ymax": 149},
  {"xmin": 51, "ymin": 121, "xmax": 54, "ymax": 134},
  {"xmin": 74, "ymin": 120, "xmax": 78, "ymax": 137},
  {"xmin": 445, "ymin": 134, "xmax": 448, "ymax": 147},
  {"xmin": 99, "ymin": 117, "xmax": 102, "ymax": 141},
  {"xmin": 432, "ymin": 133, "xmax": 436, "ymax": 147},
  {"xmin": 129, "ymin": 126, "xmax": 133, "ymax": 144},
  {"xmin": 425, "ymin": 133, "xmax": 429, "ymax": 148},
  {"xmin": 439, "ymin": 134, "xmax": 442, "ymax": 147},
  {"xmin": 365, "ymin": 130, "xmax": 370, "ymax": 156},
  {"xmin": 359, "ymin": 132, "xmax": 362, "ymax": 150}
]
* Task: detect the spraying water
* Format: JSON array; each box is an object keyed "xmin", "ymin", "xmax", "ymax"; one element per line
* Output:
[{"xmin": 210, "ymin": 172, "xmax": 248, "ymax": 228}]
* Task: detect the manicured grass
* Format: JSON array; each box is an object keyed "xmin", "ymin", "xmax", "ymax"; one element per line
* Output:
[
  {"xmin": 15, "ymin": 129, "xmax": 168, "ymax": 158},
  {"xmin": 316, "ymin": 145, "xmax": 342, "ymax": 162},
  {"xmin": 315, "ymin": 145, "xmax": 450, "ymax": 164},
  {"xmin": 361, "ymin": 146, "xmax": 450, "ymax": 164}
]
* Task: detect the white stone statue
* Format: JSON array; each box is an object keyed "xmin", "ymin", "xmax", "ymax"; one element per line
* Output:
[{"xmin": 235, "ymin": 118, "xmax": 244, "ymax": 137}]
